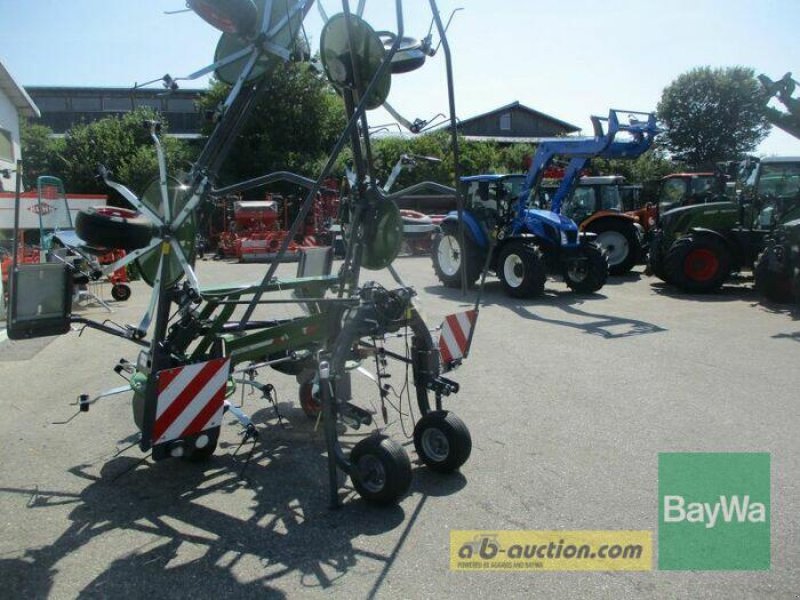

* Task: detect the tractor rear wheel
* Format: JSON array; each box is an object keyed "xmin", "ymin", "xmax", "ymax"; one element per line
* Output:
[
  {"xmin": 497, "ymin": 241, "xmax": 546, "ymax": 298},
  {"xmin": 755, "ymin": 244, "xmax": 794, "ymax": 303},
  {"xmin": 588, "ymin": 220, "xmax": 640, "ymax": 275},
  {"xmin": 432, "ymin": 222, "xmax": 483, "ymax": 288},
  {"xmin": 664, "ymin": 234, "xmax": 731, "ymax": 293},
  {"xmin": 565, "ymin": 243, "xmax": 608, "ymax": 294}
]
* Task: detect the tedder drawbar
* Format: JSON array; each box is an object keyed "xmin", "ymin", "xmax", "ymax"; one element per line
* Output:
[{"xmin": 6, "ymin": 0, "xmax": 479, "ymax": 507}]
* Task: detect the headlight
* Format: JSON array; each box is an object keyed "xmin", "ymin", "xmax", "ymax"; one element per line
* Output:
[{"xmin": 560, "ymin": 231, "xmax": 569, "ymax": 246}]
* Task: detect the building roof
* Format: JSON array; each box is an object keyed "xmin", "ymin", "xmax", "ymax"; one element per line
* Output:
[
  {"xmin": 25, "ymin": 85, "xmax": 205, "ymax": 96},
  {"xmin": 0, "ymin": 61, "xmax": 40, "ymax": 117},
  {"xmin": 455, "ymin": 101, "xmax": 580, "ymax": 134}
]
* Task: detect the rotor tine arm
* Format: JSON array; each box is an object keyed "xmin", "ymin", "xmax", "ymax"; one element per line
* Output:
[
  {"xmin": 102, "ymin": 180, "xmax": 164, "ymax": 227},
  {"xmin": 169, "ymin": 238, "xmax": 200, "ymax": 292},
  {"xmin": 172, "ymin": 179, "xmax": 208, "ymax": 230},
  {"xmin": 100, "ymin": 239, "xmax": 162, "ymax": 276}
]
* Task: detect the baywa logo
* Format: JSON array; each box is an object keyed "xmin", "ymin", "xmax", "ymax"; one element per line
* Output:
[{"xmin": 658, "ymin": 452, "xmax": 770, "ymax": 570}]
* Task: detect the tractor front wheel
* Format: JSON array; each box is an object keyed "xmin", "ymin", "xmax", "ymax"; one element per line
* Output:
[
  {"xmin": 565, "ymin": 243, "xmax": 608, "ymax": 294},
  {"xmin": 664, "ymin": 234, "xmax": 731, "ymax": 293},
  {"xmin": 497, "ymin": 241, "xmax": 546, "ymax": 298}
]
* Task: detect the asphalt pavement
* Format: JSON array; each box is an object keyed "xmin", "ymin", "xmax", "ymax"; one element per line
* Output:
[{"xmin": 0, "ymin": 257, "xmax": 798, "ymax": 599}]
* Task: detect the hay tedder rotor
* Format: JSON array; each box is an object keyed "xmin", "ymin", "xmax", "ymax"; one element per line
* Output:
[{"xmin": 6, "ymin": 0, "xmax": 478, "ymax": 506}]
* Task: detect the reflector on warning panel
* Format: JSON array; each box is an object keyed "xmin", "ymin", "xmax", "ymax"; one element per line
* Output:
[
  {"xmin": 438, "ymin": 310, "xmax": 477, "ymax": 372},
  {"xmin": 153, "ymin": 358, "xmax": 231, "ymax": 446}
]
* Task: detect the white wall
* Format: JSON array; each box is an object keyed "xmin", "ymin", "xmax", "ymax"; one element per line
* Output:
[{"xmin": 0, "ymin": 91, "xmax": 21, "ymax": 192}]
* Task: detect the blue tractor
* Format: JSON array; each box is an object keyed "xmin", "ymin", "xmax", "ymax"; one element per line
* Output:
[{"xmin": 432, "ymin": 109, "xmax": 660, "ymax": 297}]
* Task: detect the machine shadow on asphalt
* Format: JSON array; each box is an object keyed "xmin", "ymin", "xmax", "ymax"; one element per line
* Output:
[
  {"xmin": 0, "ymin": 412, "xmax": 466, "ymax": 599},
  {"xmin": 423, "ymin": 282, "xmax": 666, "ymax": 339}
]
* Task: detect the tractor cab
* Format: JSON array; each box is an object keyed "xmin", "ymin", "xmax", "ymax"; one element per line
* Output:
[
  {"xmin": 561, "ymin": 176, "xmax": 626, "ymax": 224},
  {"xmin": 460, "ymin": 174, "xmax": 525, "ymax": 230},
  {"xmin": 657, "ymin": 173, "xmax": 723, "ymax": 214},
  {"xmin": 744, "ymin": 157, "xmax": 800, "ymax": 229}
]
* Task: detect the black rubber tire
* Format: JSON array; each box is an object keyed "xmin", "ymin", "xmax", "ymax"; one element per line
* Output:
[
  {"xmin": 663, "ymin": 234, "xmax": 731, "ymax": 293},
  {"xmin": 181, "ymin": 429, "xmax": 220, "ymax": 462},
  {"xmin": 565, "ymin": 243, "xmax": 608, "ymax": 293},
  {"xmin": 75, "ymin": 206, "xmax": 154, "ymax": 252},
  {"xmin": 413, "ymin": 410, "xmax": 472, "ymax": 473},
  {"xmin": 432, "ymin": 222, "xmax": 484, "ymax": 288},
  {"xmin": 111, "ymin": 283, "xmax": 131, "ymax": 302},
  {"xmin": 350, "ymin": 434, "xmax": 412, "ymax": 505},
  {"xmin": 754, "ymin": 244, "xmax": 794, "ymax": 303},
  {"xmin": 587, "ymin": 220, "xmax": 640, "ymax": 276},
  {"xmin": 647, "ymin": 229, "xmax": 669, "ymax": 281},
  {"xmin": 496, "ymin": 240, "xmax": 546, "ymax": 298}
]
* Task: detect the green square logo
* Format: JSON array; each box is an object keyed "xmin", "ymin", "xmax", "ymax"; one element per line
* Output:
[{"xmin": 658, "ymin": 452, "xmax": 770, "ymax": 570}]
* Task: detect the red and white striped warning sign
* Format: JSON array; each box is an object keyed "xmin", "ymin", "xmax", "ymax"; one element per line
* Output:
[
  {"xmin": 438, "ymin": 310, "xmax": 477, "ymax": 371},
  {"xmin": 153, "ymin": 358, "xmax": 231, "ymax": 445}
]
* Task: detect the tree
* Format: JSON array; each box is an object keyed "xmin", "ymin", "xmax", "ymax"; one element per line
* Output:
[
  {"xmin": 592, "ymin": 145, "xmax": 675, "ymax": 184},
  {"xmin": 20, "ymin": 121, "xmax": 64, "ymax": 189},
  {"xmin": 21, "ymin": 108, "xmax": 194, "ymax": 201},
  {"xmin": 197, "ymin": 61, "xmax": 345, "ymax": 190},
  {"xmin": 57, "ymin": 107, "xmax": 194, "ymax": 199},
  {"xmin": 657, "ymin": 66, "xmax": 770, "ymax": 166}
]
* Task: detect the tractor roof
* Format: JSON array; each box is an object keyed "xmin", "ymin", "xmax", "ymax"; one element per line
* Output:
[
  {"xmin": 460, "ymin": 174, "xmax": 524, "ymax": 183},
  {"xmin": 578, "ymin": 176, "xmax": 625, "ymax": 185},
  {"xmin": 760, "ymin": 156, "xmax": 800, "ymax": 163}
]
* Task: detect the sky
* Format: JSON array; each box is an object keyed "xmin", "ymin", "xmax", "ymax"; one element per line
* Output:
[{"xmin": 2, "ymin": 0, "xmax": 799, "ymax": 156}]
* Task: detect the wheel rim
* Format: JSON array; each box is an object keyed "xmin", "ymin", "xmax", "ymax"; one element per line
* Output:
[
  {"xmin": 684, "ymin": 248, "xmax": 719, "ymax": 282},
  {"xmin": 567, "ymin": 261, "xmax": 588, "ymax": 283},
  {"xmin": 503, "ymin": 253, "xmax": 524, "ymax": 288},
  {"xmin": 596, "ymin": 231, "xmax": 629, "ymax": 266},
  {"xmin": 437, "ymin": 234, "xmax": 462, "ymax": 276},
  {"xmin": 421, "ymin": 427, "xmax": 450, "ymax": 462},
  {"xmin": 356, "ymin": 454, "xmax": 387, "ymax": 494}
]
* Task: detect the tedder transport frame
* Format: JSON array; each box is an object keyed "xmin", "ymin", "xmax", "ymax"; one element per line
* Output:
[{"xmin": 7, "ymin": 0, "xmax": 479, "ymax": 507}]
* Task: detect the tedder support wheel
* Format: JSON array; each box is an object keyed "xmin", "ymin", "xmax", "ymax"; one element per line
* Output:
[
  {"xmin": 350, "ymin": 434, "xmax": 412, "ymax": 505},
  {"xmin": 565, "ymin": 243, "xmax": 608, "ymax": 294},
  {"xmin": 664, "ymin": 234, "xmax": 731, "ymax": 293},
  {"xmin": 298, "ymin": 380, "xmax": 322, "ymax": 419},
  {"xmin": 588, "ymin": 220, "xmax": 640, "ymax": 276},
  {"xmin": 754, "ymin": 245, "xmax": 794, "ymax": 303},
  {"xmin": 75, "ymin": 206, "xmax": 154, "ymax": 252},
  {"xmin": 432, "ymin": 222, "xmax": 483, "ymax": 288},
  {"xmin": 111, "ymin": 283, "xmax": 132, "ymax": 302},
  {"xmin": 413, "ymin": 410, "xmax": 472, "ymax": 473},
  {"xmin": 180, "ymin": 429, "xmax": 220, "ymax": 462},
  {"xmin": 497, "ymin": 240, "xmax": 546, "ymax": 298}
]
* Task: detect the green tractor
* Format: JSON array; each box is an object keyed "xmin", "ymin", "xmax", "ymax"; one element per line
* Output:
[
  {"xmin": 753, "ymin": 72, "xmax": 800, "ymax": 302},
  {"xmin": 648, "ymin": 156, "xmax": 800, "ymax": 293}
]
